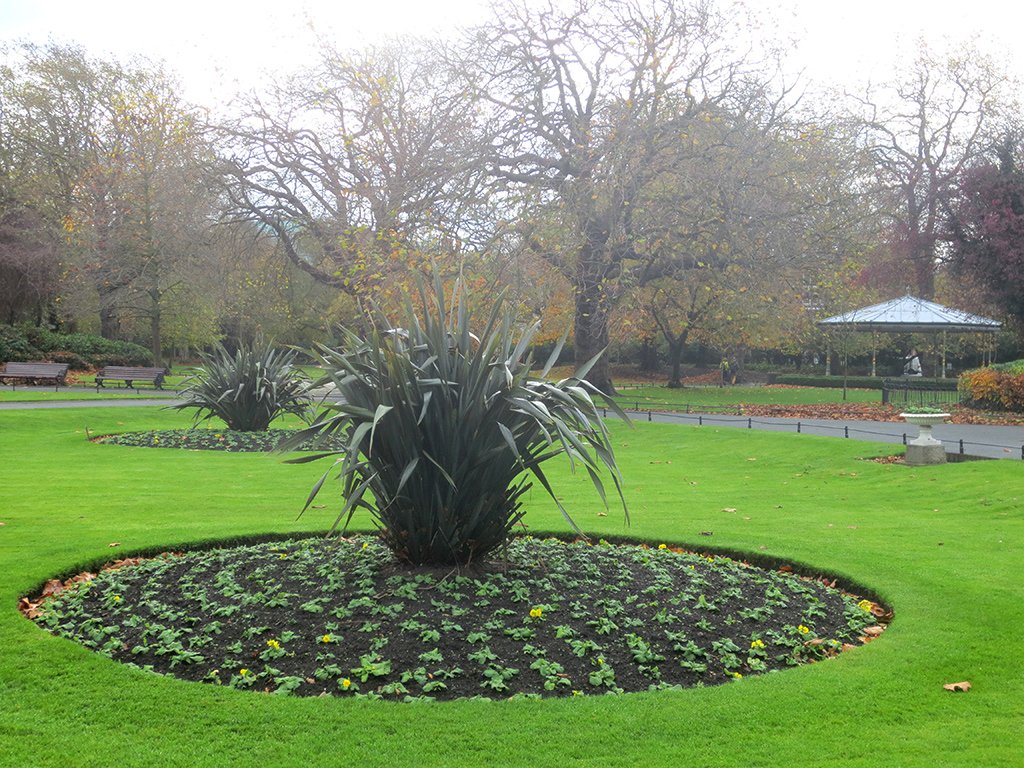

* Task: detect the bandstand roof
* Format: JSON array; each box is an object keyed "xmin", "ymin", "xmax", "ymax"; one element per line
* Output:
[{"xmin": 816, "ymin": 294, "xmax": 1002, "ymax": 334}]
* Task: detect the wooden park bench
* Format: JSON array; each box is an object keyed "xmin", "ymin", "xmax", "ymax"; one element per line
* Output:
[
  {"xmin": 95, "ymin": 366, "xmax": 167, "ymax": 390},
  {"xmin": 0, "ymin": 362, "xmax": 69, "ymax": 387}
]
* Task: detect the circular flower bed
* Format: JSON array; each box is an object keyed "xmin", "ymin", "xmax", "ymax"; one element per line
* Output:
[
  {"xmin": 97, "ymin": 429, "xmax": 344, "ymax": 453},
  {"xmin": 32, "ymin": 536, "xmax": 886, "ymax": 701}
]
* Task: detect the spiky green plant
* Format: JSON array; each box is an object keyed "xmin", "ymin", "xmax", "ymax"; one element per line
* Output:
[
  {"xmin": 170, "ymin": 338, "xmax": 312, "ymax": 432},
  {"xmin": 279, "ymin": 273, "xmax": 630, "ymax": 566}
]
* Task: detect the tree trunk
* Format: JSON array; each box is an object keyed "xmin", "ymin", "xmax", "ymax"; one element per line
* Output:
[
  {"xmin": 666, "ymin": 340, "xmax": 685, "ymax": 388},
  {"xmin": 98, "ymin": 282, "xmax": 121, "ymax": 340},
  {"xmin": 638, "ymin": 336, "xmax": 659, "ymax": 372},
  {"xmin": 149, "ymin": 290, "xmax": 164, "ymax": 369},
  {"xmin": 574, "ymin": 257, "xmax": 614, "ymax": 396}
]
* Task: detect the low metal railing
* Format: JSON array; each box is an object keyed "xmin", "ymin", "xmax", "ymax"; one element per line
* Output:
[{"xmin": 880, "ymin": 378, "xmax": 961, "ymax": 407}]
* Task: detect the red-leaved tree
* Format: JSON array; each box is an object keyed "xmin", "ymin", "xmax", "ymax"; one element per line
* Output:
[{"xmin": 948, "ymin": 143, "xmax": 1024, "ymax": 350}]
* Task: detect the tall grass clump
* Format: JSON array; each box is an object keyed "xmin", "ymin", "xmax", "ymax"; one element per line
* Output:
[
  {"xmin": 170, "ymin": 337, "xmax": 312, "ymax": 431},
  {"xmin": 281, "ymin": 272, "xmax": 629, "ymax": 566}
]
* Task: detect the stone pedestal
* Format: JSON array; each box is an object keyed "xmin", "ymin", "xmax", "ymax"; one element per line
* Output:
[
  {"xmin": 905, "ymin": 443, "xmax": 947, "ymax": 466},
  {"xmin": 901, "ymin": 413, "xmax": 950, "ymax": 466}
]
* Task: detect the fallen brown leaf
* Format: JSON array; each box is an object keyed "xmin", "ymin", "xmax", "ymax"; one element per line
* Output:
[
  {"xmin": 722, "ymin": 508, "xmax": 737, "ymax": 513},
  {"xmin": 943, "ymin": 681, "xmax": 971, "ymax": 692},
  {"xmin": 863, "ymin": 626, "xmax": 885, "ymax": 637},
  {"xmin": 40, "ymin": 579, "xmax": 65, "ymax": 597}
]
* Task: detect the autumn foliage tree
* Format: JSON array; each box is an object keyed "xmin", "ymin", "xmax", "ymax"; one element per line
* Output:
[{"xmin": 2, "ymin": 44, "xmax": 216, "ymax": 363}]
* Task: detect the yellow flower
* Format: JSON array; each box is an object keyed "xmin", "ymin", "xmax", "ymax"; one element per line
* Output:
[
  {"xmin": 751, "ymin": 639, "xmax": 765, "ymax": 649},
  {"xmin": 658, "ymin": 544, "xmax": 667, "ymax": 550},
  {"xmin": 239, "ymin": 669, "xmax": 249, "ymax": 676},
  {"xmin": 267, "ymin": 639, "xmax": 280, "ymax": 649},
  {"xmin": 322, "ymin": 635, "xmax": 332, "ymax": 643},
  {"xmin": 798, "ymin": 625, "xmax": 810, "ymax": 634},
  {"xmin": 858, "ymin": 599, "xmax": 873, "ymax": 612},
  {"xmin": 731, "ymin": 672, "xmax": 742, "ymax": 679},
  {"xmin": 341, "ymin": 679, "xmax": 352, "ymax": 690},
  {"xmin": 529, "ymin": 607, "xmax": 543, "ymax": 618}
]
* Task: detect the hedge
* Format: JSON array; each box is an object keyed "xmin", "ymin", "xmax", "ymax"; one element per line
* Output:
[
  {"xmin": 774, "ymin": 374, "xmax": 884, "ymax": 389},
  {"xmin": 774, "ymin": 374, "xmax": 960, "ymax": 391},
  {"xmin": 0, "ymin": 325, "xmax": 153, "ymax": 368}
]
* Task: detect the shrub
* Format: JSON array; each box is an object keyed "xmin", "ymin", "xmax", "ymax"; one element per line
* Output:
[
  {"xmin": 774, "ymin": 374, "xmax": 886, "ymax": 390},
  {"xmin": 0, "ymin": 326, "xmax": 37, "ymax": 363},
  {"xmin": 86, "ymin": 340, "xmax": 153, "ymax": 367},
  {"xmin": 169, "ymin": 338, "xmax": 312, "ymax": 431},
  {"xmin": 44, "ymin": 351, "xmax": 90, "ymax": 370},
  {"xmin": 91, "ymin": 352, "xmax": 149, "ymax": 368},
  {"xmin": 958, "ymin": 361, "xmax": 1024, "ymax": 412},
  {"xmin": 2, "ymin": 326, "xmax": 153, "ymax": 367},
  {"xmin": 279, "ymin": 272, "xmax": 630, "ymax": 567}
]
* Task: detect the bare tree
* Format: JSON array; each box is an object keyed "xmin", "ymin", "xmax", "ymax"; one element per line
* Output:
[
  {"xmin": 459, "ymin": 0, "xmax": 793, "ymax": 394},
  {"xmin": 218, "ymin": 37, "xmax": 490, "ymax": 297},
  {"xmin": 851, "ymin": 37, "xmax": 1018, "ymax": 299}
]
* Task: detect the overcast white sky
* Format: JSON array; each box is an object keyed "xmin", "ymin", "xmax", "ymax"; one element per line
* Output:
[{"xmin": 1, "ymin": 0, "xmax": 1021, "ymax": 105}]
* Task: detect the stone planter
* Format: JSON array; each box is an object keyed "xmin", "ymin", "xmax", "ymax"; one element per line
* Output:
[{"xmin": 901, "ymin": 412, "xmax": 950, "ymax": 465}]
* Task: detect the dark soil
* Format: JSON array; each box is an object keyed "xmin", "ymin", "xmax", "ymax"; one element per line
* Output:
[{"xmin": 32, "ymin": 536, "xmax": 885, "ymax": 702}]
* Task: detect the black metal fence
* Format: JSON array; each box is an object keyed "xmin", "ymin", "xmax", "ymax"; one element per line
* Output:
[{"xmin": 880, "ymin": 378, "xmax": 961, "ymax": 407}]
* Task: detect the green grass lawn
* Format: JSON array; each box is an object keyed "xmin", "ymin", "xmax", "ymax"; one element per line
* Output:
[
  {"xmin": 611, "ymin": 384, "xmax": 883, "ymax": 409},
  {"xmin": 0, "ymin": 389, "xmax": 174, "ymax": 402},
  {"xmin": 1, "ymin": 406, "xmax": 1022, "ymax": 767}
]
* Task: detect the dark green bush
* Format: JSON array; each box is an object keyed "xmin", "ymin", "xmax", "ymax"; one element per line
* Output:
[
  {"xmin": 170, "ymin": 338, "xmax": 312, "ymax": 431},
  {"xmin": 1, "ymin": 325, "xmax": 153, "ymax": 367},
  {"xmin": 774, "ymin": 374, "xmax": 885, "ymax": 389},
  {"xmin": 50, "ymin": 333, "xmax": 152, "ymax": 366},
  {"xmin": 279, "ymin": 272, "xmax": 630, "ymax": 567},
  {"xmin": 0, "ymin": 326, "xmax": 36, "ymax": 363},
  {"xmin": 44, "ymin": 350, "xmax": 90, "ymax": 370},
  {"xmin": 91, "ymin": 352, "xmax": 151, "ymax": 368}
]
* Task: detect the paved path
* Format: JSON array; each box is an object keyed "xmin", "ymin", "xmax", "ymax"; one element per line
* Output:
[{"xmin": 3, "ymin": 386, "xmax": 1022, "ymax": 460}]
